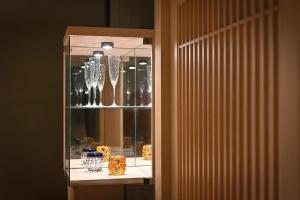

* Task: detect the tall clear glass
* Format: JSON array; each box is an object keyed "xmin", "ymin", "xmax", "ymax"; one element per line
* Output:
[
  {"xmin": 97, "ymin": 63, "xmax": 105, "ymax": 106},
  {"xmin": 146, "ymin": 65, "xmax": 152, "ymax": 105},
  {"xmin": 90, "ymin": 58, "xmax": 100, "ymax": 106},
  {"xmin": 84, "ymin": 62, "xmax": 94, "ymax": 106},
  {"xmin": 73, "ymin": 70, "xmax": 84, "ymax": 106},
  {"xmin": 108, "ymin": 56, "xmax": 120, "ymax": 106},
  {"xmin": 139, "ymin": 79, "xmax": 145, "ymax": 106}
]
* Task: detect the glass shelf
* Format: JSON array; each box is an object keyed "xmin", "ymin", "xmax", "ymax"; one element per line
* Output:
[{"xmin": 67, "ymin": 105, "xmax": 152, "ymax": 109}]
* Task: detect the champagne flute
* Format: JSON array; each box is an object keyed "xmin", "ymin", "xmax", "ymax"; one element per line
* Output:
[
  {"xmin": 84, "ymin": 61, "xmax": 94, "ymax": 106},
  {"xmin": 139, "ymin": 81, "xmax": 145, "ymax": 106},
  {"xmin": 125, "ymin": 80, "xmax": 131, "ymax": 106},
  {"xmin": 108, "ymin": 56, "xmax": 120, "ymax": 106},
  {"xmin": 74, "ymin": 70, "xmax": 84, "ymax": 106},
  {"xmin": 89, "ymin": 58, "xmax": 100, "ymax": 106},
  {"xmin": 146, "ymin": 65, "xmax": 152, "ymax": 105},
  {"xmin": 97, "ymin": 64, "xmax": 105, "ymax": 106}
]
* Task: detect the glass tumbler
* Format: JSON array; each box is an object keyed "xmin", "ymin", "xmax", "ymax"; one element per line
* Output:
[
  {"xmin": 142, "ymin": 144, "xmax": 152, "ymax": 160},
  {"xmin": 81, "ymin": 147, "xmax": 96, "ymax": 165},
  {"xmin": 86, "ymin": 152, "xmax": 104, "ymax": 172},
  {"xmin": 108, "ymin": 154, "xmax": 126, "ymax": 176},
  {"xmin": 96, "ymin": 145, "xmax": 111, "ymax": 162}
]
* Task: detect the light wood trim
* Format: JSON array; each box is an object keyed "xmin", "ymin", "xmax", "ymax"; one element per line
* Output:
[
  {"xmin": 170, "ymin": 0, "xmax": 179, "ymax": 200},
  {"xmin": 68, "ymin": 186, "xmax": 74, "ymax": 200},
  {"xmin": 154, "ymin": 0, "xmax": 172, "ymax": 200},
  {"xmin": 63, "ymin": 39, "xmax": 66, "ymax": 171},
  {"xmin": 64, "ymin": 26, "xmax": 154, "ymax": 45},
  {"xmin": 278, "ymin": 0, "xmax": 300, "ymax": 199}
]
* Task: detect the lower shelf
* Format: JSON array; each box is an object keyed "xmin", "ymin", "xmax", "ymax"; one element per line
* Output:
[{"xmin": 69, "ymin": 158, "xmax": 152, "ymax": 186}]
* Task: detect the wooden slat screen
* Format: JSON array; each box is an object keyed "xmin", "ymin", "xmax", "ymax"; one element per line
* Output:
[{"xmin": 176, "ymin": 0, "xmax": 279, "ymax": 199}]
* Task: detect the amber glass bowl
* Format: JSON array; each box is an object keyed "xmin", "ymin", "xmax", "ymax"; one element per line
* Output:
[{"xmin": 108, "ymin": 155, "xmax": 126, "ymax": 176}]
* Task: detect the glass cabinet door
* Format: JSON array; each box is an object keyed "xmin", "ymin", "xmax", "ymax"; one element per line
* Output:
[{"xmin": 64, "ymin": 31, "xmax": 153, "ymax": 185}]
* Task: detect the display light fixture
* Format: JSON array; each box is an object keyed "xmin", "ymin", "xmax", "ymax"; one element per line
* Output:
[
  {"xmin": 101, "ymin": 42, "xmax": 114, "ymax": 49},
  {"xmin": 128, "ymin": 65, "xmax": 136, "ymax": 70},
  {"xmin": 138, "ymin": 60, "xmax": 148, "ymax": 66},
  {"xmin": 93, "ymin": 51, "xmax": 104, "ymax": 57}
]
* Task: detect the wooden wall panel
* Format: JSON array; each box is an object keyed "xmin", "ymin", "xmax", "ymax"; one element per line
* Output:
[{"xmin": 175, "ymin": 0, "xmax": 279, "ymax": 199}]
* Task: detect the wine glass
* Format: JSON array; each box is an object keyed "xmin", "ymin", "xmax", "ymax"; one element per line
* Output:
[
  {"xmin": 90, "ymin": 58, "xmax": 100, "ymax": 106},
  {"xmin": 84, "ymin": 61, "xmax": 94, "ymax": 106},
  {"xmin": 146, "ymin": 65, "xmax": 152, "ymax": 105},
  {"xmin": 108, "ymin": 56, "xmax": 120, "ymax": 106},
  {"xmin": 125, "ymin": 80, "xmax": 131, "ymax": 106},
  {"xmin": 74, "ymin": 70, "xmax": 84, "ymax": 106},
  {"xmin": 139, "ymin": 80, "xmax": 145, "ymax": 106},
  {"xmin": 97, "ymin": 64, "xmax": 105, "ymax": 106}
]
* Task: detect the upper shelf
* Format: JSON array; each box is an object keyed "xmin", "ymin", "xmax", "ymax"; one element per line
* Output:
[
  {"xmin": 64, "ymin": 26, "xmax": 154, "ymax": 45},
  {"xmin": 67, "ymin": 105, "xmax": 152, "ymax": 110}
]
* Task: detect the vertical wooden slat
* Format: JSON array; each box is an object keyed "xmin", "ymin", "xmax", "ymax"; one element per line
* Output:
[
  {"xmin": 183, "ymin": 44, "xmax": 187, "ymax": 200},
  {"xmin": 187, "ymin": 0, "xmax": 191, "ymax": 199},
  {"xmin": 200, "ymin": 39, "xmax": 204, "ymax": 200},
  {"xmin": 242, "ymin": 21, "xmax": 248, "ymax": 200},
  {"xmin": 238, "ymin": 23, "xmax": 245, "ymax": 200},
  {"xmin": 273, "ymin": 10, "xmax": 279, "ymax": 200},
  {"xmin": 232, "ymin": 26, "xmax": 238, "ymax": 200},
  {"xmin": 225, "ymin": 29, "xmax": 230, "ymax": 200},
  {"xmin": 219, "ymin": 31, "xmax": 224, "ymax": 200},
  {"xmin": 178, "ymin": 46, "xmax": 182, "ymax": 200},
  {"xmin": 263, "ymin": 14, "xmax": 269, "ymax": 200},
  {"xmin": 216, "ymin": 1, "xmax": 221, "ymax": 200},
  {"xmin": 255, "ymin": 18, "xmax": 260, "ymax": 200},
  {"xmin": 267, "ymin": 11, "xmax": 274, "ymax": 200}
]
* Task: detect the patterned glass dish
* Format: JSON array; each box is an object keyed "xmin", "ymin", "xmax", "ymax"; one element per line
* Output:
[
  {"xmin": 96, "ymin": 145, "xmax": 111, "ymax": 162},
  {"xmin": 81, "ymin": 147, "xmax": 96, "ymax": 165},
  {"xmin": 86, "ymin": 152, "xmax": 103, "ymax": 171},
  {"xmin": 108, "ymin": 154, "xmax": 126, "ymax": 175},
  {"xmin": 142, "ymin": 144, "xmax": 152, "ymax": 160}
]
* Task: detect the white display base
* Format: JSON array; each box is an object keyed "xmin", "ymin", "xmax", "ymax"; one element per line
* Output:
[{"xmin": 69, "ymin": 158, "xmax": 152, "ymax": 185}]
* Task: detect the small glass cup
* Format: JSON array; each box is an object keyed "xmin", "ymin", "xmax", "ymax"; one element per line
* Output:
[
  {"xmin": 142, "ymin": 144, "xmax": 152, "ymax": 160},
  {"xmin": 81, "ymin": 147, "xmax": 96, "ymax": 165},
  {"xmin": 96, "ymin": 145, "xmax": 111, "ymax": 162},
  {"xmin": 136, "ymin": 141, "xmax": 145, "ymax": 157},
  {"xmin": 108, "ymin": 154, "xmax": 126, "ymax": 176},
  {"xmin": 123, "ymin": 137, "xmax": 133, "ymax": 148},
  {"xmin": 86, "ymin": 152, "xmax": 104, "ymax": 172}
]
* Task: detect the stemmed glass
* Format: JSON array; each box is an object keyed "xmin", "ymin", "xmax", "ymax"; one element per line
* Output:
[
  {"xmin": 146, "ymin": 65, "xmax": 152, "ymax": 105},
  {"xmin": 97, "ymin": 64, "xmax": 105, "ymax": 106},
  {"xmin": 108, "ymin": 56, "xmax": 120, "ymax": 106},
  {"xmin": 84, "ymin": 61, "xmax": 94, "ymax": 106},
  {"xmin": 90, "ymin": 58, "xmax": 100, "ymax": 106},
  {"xmin": 73, "ymin": 70, "xmax": 84, "ymax": 106},
  {"xmin": 125, "ymin": 80, "xmax": 131, "ymax": 106},
  {"xmin": 139, "ymin": 80, "xmax": 145, "ymax": 106}
]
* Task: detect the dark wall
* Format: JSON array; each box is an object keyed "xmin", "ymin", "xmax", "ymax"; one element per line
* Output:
[
  {"xmin": 109, "ymin": 0, "xmax": 154, "ymax": 28},
  {"xmin": 0, "ymin": 0, "xmax": 154, "ymax": 200},
  {"xmin": 0, "ymin": 1, "xmax": 107, "ymax": 200}
]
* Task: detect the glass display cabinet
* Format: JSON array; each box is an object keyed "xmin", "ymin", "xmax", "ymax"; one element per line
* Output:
[{"xmin": 63, "ymin": 27, "xmax": 154, "ymax": 186}]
